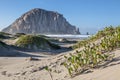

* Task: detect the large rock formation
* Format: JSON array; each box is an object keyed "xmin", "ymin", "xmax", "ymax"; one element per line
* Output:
[{"xmin": 2, "ymin": 8, "xmax": 80, "ymax": 34}]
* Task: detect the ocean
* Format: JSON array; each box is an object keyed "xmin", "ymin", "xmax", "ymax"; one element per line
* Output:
[{"xmin": 45, "ymin": 35, "xmax": 91, "ymax": 39}]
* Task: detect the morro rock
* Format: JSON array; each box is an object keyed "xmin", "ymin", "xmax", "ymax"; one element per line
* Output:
[{"xmin": 2, "ymin": 8, "xmax": 80, "ymax": 34}]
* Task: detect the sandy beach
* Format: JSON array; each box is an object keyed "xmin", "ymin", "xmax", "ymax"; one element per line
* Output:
[{"xmin": 0, "ymin": 45, "xmax": 120, "ymax": 80}]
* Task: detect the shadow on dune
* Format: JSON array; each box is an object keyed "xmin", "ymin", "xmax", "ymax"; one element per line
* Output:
[
  {"xmin": 0, "ymin": 45, "xmax": 72, "ymax": 57},
  {"xmin": 25, "ymin": 48, "xmax": 72, "ymax": 54},
  {"xmin": 101, "ymin": 55, "xmax": 120, "ymax": 68},
  {"xmin": 0, "ymin": 50, "xmax": 46, "ymax": 57},
  {"xmin": 13, "ymin": 45, "xmax": 72, "ymax": 54}
]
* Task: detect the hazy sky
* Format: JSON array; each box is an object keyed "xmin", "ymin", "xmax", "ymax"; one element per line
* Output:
[{"xmin": 0, "ymin": 0, "xmax": 120, "ymax": 34}]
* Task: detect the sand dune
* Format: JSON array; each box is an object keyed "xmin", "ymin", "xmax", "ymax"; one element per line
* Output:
[{"xmin": 0, "ymin": 48, "xmax": 120, "ymax": 80}]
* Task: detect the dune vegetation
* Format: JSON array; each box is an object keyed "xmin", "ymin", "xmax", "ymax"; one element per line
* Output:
[
  {"xmin": 14, "ymin": 33, "xmax": 26, "ymax": 37},
  {"xmin": 0, "ymin": 32, "xmax": 10, "ymax": 39},
  {"xmin": 15, "ymin": 35, "xmax": 60, "ymax": 50},
  {"xmin": 63, "ymin": 26, "xmax": 120, "ymax": 77},
  {"xmin": 72, "ymin": 26, "xmax": 116, "ymax": 49}
]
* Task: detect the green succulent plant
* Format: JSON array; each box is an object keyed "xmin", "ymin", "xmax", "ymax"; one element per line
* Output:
[{"xmin": 63, "ymin": 25, "xmax": 120, "ymax": 77}]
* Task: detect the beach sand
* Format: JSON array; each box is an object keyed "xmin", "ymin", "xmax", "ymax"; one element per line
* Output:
[{"xmin": 0, "ymin": 48, "xmax": 120, "ymax": 80}]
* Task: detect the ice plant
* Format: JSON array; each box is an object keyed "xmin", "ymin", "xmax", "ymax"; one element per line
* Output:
[{"xmin": 63, "ymin": 26, "xmax": 120, "ymax": 77}]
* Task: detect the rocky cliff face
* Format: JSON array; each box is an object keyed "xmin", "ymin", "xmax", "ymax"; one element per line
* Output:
[{"xmin": 2, "ymin": 8, "xmax": 80, "ymax": 34}]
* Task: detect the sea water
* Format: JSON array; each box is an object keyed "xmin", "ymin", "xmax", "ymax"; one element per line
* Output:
[{"xmin": 45, "ymin": 35, "xmax": 91, "ymax": 39}]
